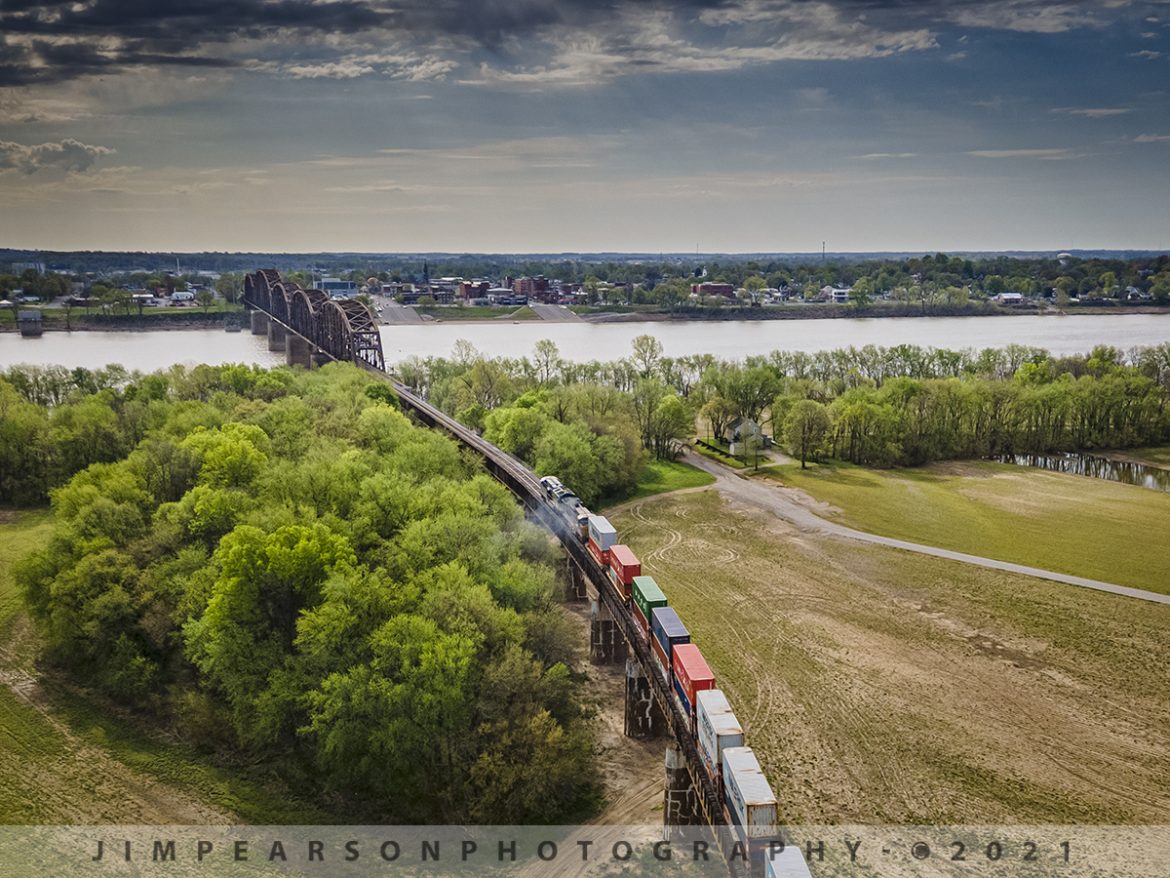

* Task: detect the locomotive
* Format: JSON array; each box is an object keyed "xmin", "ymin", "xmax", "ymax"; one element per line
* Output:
[{"xmin": 539, "ymin": 475, "xmax": 811, "ymax": 878}]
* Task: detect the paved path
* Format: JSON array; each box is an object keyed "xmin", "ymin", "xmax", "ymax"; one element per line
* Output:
[
  {"xmin": 529, "ymin": 303, "xmax": 582, "ymax": 322},
  {"xmin": 682, "ymin": 450, "xmax": 1170, "ymax": 606},
  {"xmin": 381, "ymin": 301, "xmax": 423, "ymax": 325}
]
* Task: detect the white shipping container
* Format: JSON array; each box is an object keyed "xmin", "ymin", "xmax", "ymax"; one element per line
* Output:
[
  {"xmin": 722, "ymin": 747, "xmax": 779, "ymax": 839},
  {"xmin": 697, "ymin": 690, "xmax": 744, "ymax": 780},
  {"xmin": 587, "ymin": 514, "xmax": 617, "ymax": 550},
  {"xmin": 765, "ymin": 847, "xmax": 814, "ymax": 878}
]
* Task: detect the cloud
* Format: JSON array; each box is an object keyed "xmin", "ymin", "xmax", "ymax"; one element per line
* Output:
[
  {"xmin": 857, "ymin": 152, "xmax": 919, "ymax": 159},
  {"xmin": 967, "ymin": 148, "xmax": 1080, "ymax": 159},
  {"xmin": 1134, "ymin": 133, "xmax": 1170, "ymax": 142},
  {"xmin": 1053, "ymin": 107, "xmax": 1130, "ymax": 117},
  {"xmin": 1129, "ymin": 49, "xmax": 1163, "ymax": 59},
  {"xmin": 0, "ymin": 0, "xmax": 1163, "ymax": 94},
  {"xmin": 0, "ymin": 138, "xmax": 112, "ymax": 174},
  {"xmin": 466, "ymin": 3, "xmax": 938, "ymax": 88}
]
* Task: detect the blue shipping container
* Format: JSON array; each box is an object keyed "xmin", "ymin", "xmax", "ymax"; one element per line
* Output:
[{"xmin": 650, "ymin": 607, "xmax": 689, "ymax": 662}]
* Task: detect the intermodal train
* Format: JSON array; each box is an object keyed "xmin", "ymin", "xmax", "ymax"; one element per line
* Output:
[{"xmin": 538, "ymin": 476, "xmax": 811, "ymax": 878}]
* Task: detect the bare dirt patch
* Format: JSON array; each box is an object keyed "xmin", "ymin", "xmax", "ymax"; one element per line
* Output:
[{"xmin": 612, "ymin": 491, "xmax": 1170, "ymax": 825}]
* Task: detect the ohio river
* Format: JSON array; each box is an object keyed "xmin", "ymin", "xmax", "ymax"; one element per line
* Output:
[{"xmin": 2, "ymin": 313, "xmax": 1168, "ymax": 371}]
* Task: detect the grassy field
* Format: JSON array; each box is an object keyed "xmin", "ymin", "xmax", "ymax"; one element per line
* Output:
[
  {"xmin": 0, "ymin": 509, "xmax": 329, "ymax": 824},
  {"xmin": 606, "ymin": 459, "xmax": 715, "ymax": 507},
  {"xmin": 759, "ymin": 461, "xmax": 1170, "ymax": 593},
  {"xmin": 612, "ymin": 490, "xmax": 1170, "ymax": 824}
]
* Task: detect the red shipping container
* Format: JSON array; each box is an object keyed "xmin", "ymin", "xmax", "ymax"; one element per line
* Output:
[
  {"xmin": 632, "ymin": 601, "xmax": 650, "ymax": 636},
  {"xmin": 608, "ymin": 545, "xmax": 641, "ymax": 585},
  {"xmin": 587, "ymin": 538, "xmax": 610, "ymax": 567},
  {"xmin": 673, "ymin": 643, "xmax": 716, "ymax": 710},
  {"xmin": 651, "ymin": 634, "xmax": 671, "ymax": 679}
]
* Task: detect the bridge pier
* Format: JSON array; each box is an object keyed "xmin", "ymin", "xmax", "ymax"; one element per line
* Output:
[
  {"xmin": 310, "ymin": 350, "xmax": 332, "ymax": 369},
  {"xmin": 285, "ymin": 333, "xmax": 313, "ymax": 368},
  {"xmin": 250, "ymin": 310, "xmax": 269, "ymax": 334},
  {"xmin": 624, "ymin": 656, "xmax": 666, "ymax": 738},
  {"xmin": 267, "ymin": 320, "xmax": 287, "ymax": 352},
  {"xmin": 589, "ymin": 598, "xmax": 626, "ymax": 665},
  {"xmin": 566, "ymin": 559, "xmax": 587, "ymax": 601},
  {"xmin": 664, "ymin": 742, "xmax": 703, "ymax": 839}
]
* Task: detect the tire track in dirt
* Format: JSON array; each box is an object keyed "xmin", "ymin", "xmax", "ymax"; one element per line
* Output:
[{"xmin": 612, "ymin": 489, "xmax": 1170, "ymax": 824}]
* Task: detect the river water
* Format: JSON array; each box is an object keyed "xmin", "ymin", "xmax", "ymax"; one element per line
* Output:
[{"xmin": 2, "ymin": 313, "xmax": 1168, "ymax": 371}]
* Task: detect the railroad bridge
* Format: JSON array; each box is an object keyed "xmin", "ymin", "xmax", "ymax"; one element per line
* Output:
[
  {"xmin": 243, "ymin": 269, "xmax": 384, "ymax": 371},
  {"xmin": 244, "ymin": 270, "xmax": 758, "ymax": 877}
]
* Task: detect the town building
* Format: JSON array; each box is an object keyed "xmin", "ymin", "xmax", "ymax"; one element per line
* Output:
[{"xmin": 690, "ymin": 282, "xmax": 736, "ymax": 298}]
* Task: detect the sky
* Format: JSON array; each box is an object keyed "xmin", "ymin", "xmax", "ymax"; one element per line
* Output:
[{"xmin": 1, "ymin": 0, "xmax": 1169, "ymax": 254}]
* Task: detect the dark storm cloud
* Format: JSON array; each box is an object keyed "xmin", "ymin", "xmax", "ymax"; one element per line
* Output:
[
  {"xmin": 0, "ymin": 0, "xmax": 1154, "ymax": 86},
  {"xmin": 0, "ymin": 0, "xmax": 392, "ymax": 85}
]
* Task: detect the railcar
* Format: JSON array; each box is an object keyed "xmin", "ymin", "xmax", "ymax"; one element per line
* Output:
[
  {"xmin": 671, "ymin": 642, "xmax": 716, "ymax": 734},
  {"xmin": 541, "ymin": 472, "xmax": 808, "ymax": 878},
  {"xmin": 696, "ymin": 689, "xmax": 743, "ymax": 797},
  {"xmin": 631, "ymin": 575, "xmax": 667, "ymax": 638},
  {"xmin": 586, "ymin": 513, "xmax": 616, "ymax": 566},
  {"xmin": 606, "ymin": 544, "xmax": 641, "ymax": 600},
  {"xmin": 722, "ymin": 747, "xmax": 782, "ymax": 871}
]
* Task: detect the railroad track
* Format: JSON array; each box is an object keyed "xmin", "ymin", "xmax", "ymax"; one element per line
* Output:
[{"xmin": 386, "ymin": 379, "xmax": 735, "ymax": 850}]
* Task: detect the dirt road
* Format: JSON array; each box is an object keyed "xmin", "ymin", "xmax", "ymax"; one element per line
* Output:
[{"xmin": 682, "ymin": 450, "xmax": 1170, "ymax": 606}]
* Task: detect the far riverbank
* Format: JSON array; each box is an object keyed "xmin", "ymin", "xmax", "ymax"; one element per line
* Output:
[{"xmin": 4, "ymin": 300, "xmax": 1167, "ymax": 333}]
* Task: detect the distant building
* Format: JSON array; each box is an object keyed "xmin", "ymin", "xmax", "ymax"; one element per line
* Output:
[
  {"xmin": 513, "ymin": 275, "xmax": 552, "ymax": 302},
  {"xmin": 996, "ymin": 292, "xmax": 1024, "ymax": 304},
  {"xmin": 458, "ymin": 280, "xmax": 491, "ymax": 300},
  {"xmin": 319, "ymin": 277, "xmax": 357, "ymax": 298},
  {"xmin": 691, "ymin": 282, "xmax": 736, "ymax": 298},
  {"xmin": 487, "ymin": 288, "xmax": 527, "ymax": 306},
  {"xmin": 12, "ymin": 261, "xmax": 46, "ymax": 275}
]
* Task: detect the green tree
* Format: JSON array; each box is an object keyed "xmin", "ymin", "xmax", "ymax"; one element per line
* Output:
[
  {"xmin": 195, "ymin": 289, "xmax": 216, "ymax": 313},
  {"xmin": 630, "ymin": 334, "xmax": 664, "ymax": 377},
  {"xmin": 783, "ymin": 399, "xmax": 830, "ymax": 469},
  {"xmin": 216, "ymin": 273, "xmax": 244, "ymax": 304}
]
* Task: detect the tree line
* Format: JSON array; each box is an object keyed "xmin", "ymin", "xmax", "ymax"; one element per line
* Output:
[
  {"xmin": 5, "ymin": 363, "xmax": 597, "ymax": 822},
  {"xmin": 389, "ymin": 338, "xmax": 1170, "ymax": 475}
]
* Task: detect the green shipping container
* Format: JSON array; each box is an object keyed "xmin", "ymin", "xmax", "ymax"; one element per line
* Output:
[{"xmin": 632, "ymin": 575, "xmax": 668, "ymax": 627}]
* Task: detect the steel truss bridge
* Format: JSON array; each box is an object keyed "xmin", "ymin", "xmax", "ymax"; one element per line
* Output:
[{"xmin": 244, "ymin": 269, "xmax": 385, "ymax": 371}]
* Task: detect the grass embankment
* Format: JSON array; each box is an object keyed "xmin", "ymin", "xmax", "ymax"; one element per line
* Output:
[
  {"xmin": 503, "ymin": 306, "xmax": 540, "ymax": 320},
  {"xmin": 1, "ymin": 301, "xmax": 243, "ymax": 325},
  {"xmin": 1112, "ymin": 446, "xmax": 1170, "ymax": 467},
  {"xmin": 612, "ymin": 490, "xmax": 1170, "ymax": 824},
  {"xmin": 608, "ymin": 459, "xmax": 714, "ymax": 507},
  {"xmin": 693, "ymin": 441, "xmax": 746, "ymax": 469},
  {"xmin": 0, "ymin": 509, "xmax": 329, "ymax": 824},
  {"xmin": 415, "ymin": 304, "xmax": 541, "ymax": 320},
  {"xmin": 758, "ymin": 461, "xmax": 1170, "ymax": 593}
]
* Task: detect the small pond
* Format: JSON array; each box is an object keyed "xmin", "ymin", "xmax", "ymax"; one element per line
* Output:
[{"xmin": 996, "ymin": 452, "xmax": 1170, "ymax": 493}]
